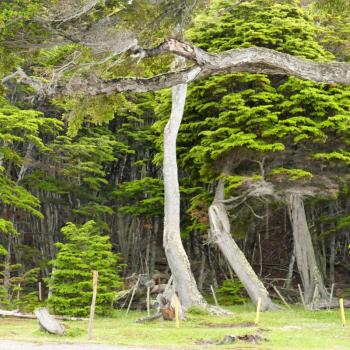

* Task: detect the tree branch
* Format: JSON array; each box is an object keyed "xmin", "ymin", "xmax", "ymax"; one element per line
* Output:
[{"xmin": 5, "ymin": 38, "xmax": 350, "ymax": 96}]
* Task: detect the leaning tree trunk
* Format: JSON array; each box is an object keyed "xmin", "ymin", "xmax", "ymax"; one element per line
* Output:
[
  {"xmin": 163, "ymin": 84, "xmax": 207, "ymax": 308},
  {"xmin": 287, "ymin": 192, "xmax": 329, "ymax": 306},
  {"xmin": 208, "ymin": 181, "xmax": 277, "ymax": 311}
]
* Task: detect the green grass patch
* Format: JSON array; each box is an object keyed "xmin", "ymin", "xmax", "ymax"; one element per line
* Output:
[{"xmin": 0, "ymin": 304, "xmax": 349, "ymax": 349}]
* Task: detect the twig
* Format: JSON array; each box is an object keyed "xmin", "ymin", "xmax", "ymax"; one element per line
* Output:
[
  {"xmin": 328, "ymin": 283, "xmax": 335, "ymax": 311},
  {"xmin": 298, "ymin": 284, "xmax": 306, "ymax": 309},
  {"xmin": 272, "ymin": 285, "xmax": 291, "ymax": 309},
  {"xmin": 126, "ymin": 277, "xmax": 139, "ymax": 315},
  {"xmin": 147, "ymin": 286, "xmax": 151, "ymax": 317},
  {"xmin": 210, "ymin": 285, "xmax": 219, "ymax": 307}
]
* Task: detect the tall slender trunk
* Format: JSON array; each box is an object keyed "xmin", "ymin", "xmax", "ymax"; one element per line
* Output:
[
  {"xmin": 287, "ymin": 192, "xmax": 328, "ymax": 305},
  {"xmin": 163, "ymin": 84, "xmax": 206, "ymax": 308},
  {"xmin": 208, "ymin": 181, "xmax": 277, "ymax": 311}
]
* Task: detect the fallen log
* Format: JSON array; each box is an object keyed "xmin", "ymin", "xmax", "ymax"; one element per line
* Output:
[
  {"xmin": 0, "ymin": 308, "xmax": 88, "ymax": 321},
  {"xmin": 34, "ymin": 308, "xmax": 65, "ymax": 335}
]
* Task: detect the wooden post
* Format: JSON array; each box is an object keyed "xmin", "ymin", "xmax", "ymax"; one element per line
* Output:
[
  {"xmin": 255, "ymin": 297, "xmax": 261, "ymax": 325},
  {"xmin": 210, "ymin": 285, "xmax": 219, "ymax": 307},
  {"xmin": 175, "ymin": 296, "xmax": 180, "ymax": 329},
  {"xmin": 146, "ymin": 286, "xmax": 151, "ymax": 317},
  {"xmin": 328, "ymin": 283, "xmax": 334, "ymax": 311},
  {"xmin": 126, "ymin": 279, "xmax": 139, "ymax": 315},
  {"xmin": 339, "ymin": 298, "xmax": 346, "ymax": 327},
  {"xmin": 16, "ymin": 283, "xmax": 20, "ymax": 302},
  {"xmin": 38, "ymin": 282, "xmax": 42, "ymax": 302},
  {"xmin": 272, "ymin": 285, "xmax": 291, "ymax": 309},
  {"xmin": 298, "ymin": 284, "xmax": 306, "ymax": 309},
  {"xmin": 88, "ymin": 271, "xmax": 98, "ymax": 340}
]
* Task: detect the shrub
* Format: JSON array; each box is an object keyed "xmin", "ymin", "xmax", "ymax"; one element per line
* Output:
[
  {"xmin": 47, "ymin": 221, "xmax": 122, "ymax": 316},
  {"xmin": 215, "ymin": 279, "xmax": 247, "ymax": 306}
]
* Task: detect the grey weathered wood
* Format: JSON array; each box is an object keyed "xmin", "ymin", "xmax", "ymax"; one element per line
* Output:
[
  {"xmin": 162, "ymin": 83, "xmax": 207, "ymax": 308},
  {"xmin": 0, "ymin": 308, "xmax": 87, "ymax": 321},
  {"xmin": 272, "ymin": 285, "xmax": 291, "ymax": 309},
  {"xmin": 146, "ymin": 286, "xmax": 151, "ymax": 317},
  {"xmin": 38, "ymin": 282, "xmax": 42, "ymax": 302},
  {"xmin": 208, "ymin": 180, "xmax": 277, "ymax": 311},
  {"xmin": 88, "ymin": 270, "xmax": 98, "ymax": 340},
  {"xmin": 210, "ymin": 285, "xmax": 219, "ymax": 307},
  {"xmin": 12, "ymin": 38, "xmax": 350, "ymax": 97},
  {"xmin": 298, "ymin": 284, "xmax": 306, "ymax": 309},
  {"xmin": 287, "ymin": 193, "xmax": 329, "ymax": 306},
  {"xmin": 328, "ymin": 283, "xmax": 335, "ymax": 311},
  {"xmin": 34, "ymin": 307, "xmax": 65, "ymax": 335}
]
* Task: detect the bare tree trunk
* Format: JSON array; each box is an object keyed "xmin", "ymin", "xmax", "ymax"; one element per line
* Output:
[
  {"xmin": 208, "ymin": 181, "xmax": 277, "ymax": 311},
  {"xmin": 163, "ymin": 84, "xmax": 206, "ymax": 308},
  {"xmin": 287, "ymin": 193, "xmax": 328, "ymax": 306},
  {"xmin": 285, "ymin": 243, "xmax": 296, "ymax": 289},
  {"xmin": 329, "ymin": 234, "xmax": 335, "ymax": 284}
]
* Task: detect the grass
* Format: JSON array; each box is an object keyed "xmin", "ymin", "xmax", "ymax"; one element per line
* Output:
[{"xmin": 0, "ymin": 304, "xmax": 350, "ymax": 349}]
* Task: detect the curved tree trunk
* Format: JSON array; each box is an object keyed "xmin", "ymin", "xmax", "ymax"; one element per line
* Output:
[
  {"xmin": 208, "ymin": 181, "xmax": 277, "ymax": 311},
  {"xmin": 287, "ymin": 192, "xmax": 329, "ymax": 306},
  {"xmin": 163, "ymin": 84, "xmax": 207, "ymax": 308}
]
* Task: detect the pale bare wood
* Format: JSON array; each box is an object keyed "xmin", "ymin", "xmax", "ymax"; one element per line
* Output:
[
  {"xmin": 126, "ymin": 276, "xmax": 139, "ymax": 315},
  {"xmin": 210, "ymin": 285, "xmax": 219, "ymax": 307},
  {"xmin": 328, "ymin": 283, "xmax": 335, "ymax": 311},
  {"xmin": 298, "ymin": 284, "xmax": 306, "ymax": 309},
  {"xmin": 38, "ymin": 282, "xmax": 42, "ymax": 302},
  {"xmin": 34, "ymin": 307, "xmax": 65, "ymax": 335},
  {"xmin": 146, "ymin": 286, "xmax": 151, "ymax": 317},
  {"xmin": 272, "ymin": 285, "xmax": 291, "ymax": 309},
  {"xmin": 7, "ymin": 38, "xmax": 350, "ymax": 97},
  {"xmin": 88, "ymin": 270, "xmax": 98, "ymax": 340},
  {"xmin": 0, "ymin": 308, "xmax": 87, "ymax": 321}
]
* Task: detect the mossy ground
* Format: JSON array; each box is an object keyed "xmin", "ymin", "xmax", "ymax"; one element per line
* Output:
[{"xmin": 0, "ymin": 304, "xmax": 349, "ymax": 349}]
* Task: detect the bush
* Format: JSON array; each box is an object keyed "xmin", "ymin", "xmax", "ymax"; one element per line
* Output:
[{"xmin": 47, "ymin": 221, "xmax": 122, "ymax": 317}]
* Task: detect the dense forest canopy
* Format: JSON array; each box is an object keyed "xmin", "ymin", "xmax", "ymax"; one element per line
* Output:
[{"xmin": 1, "ymin": 0, "xmax": 350, "ymax": 314}]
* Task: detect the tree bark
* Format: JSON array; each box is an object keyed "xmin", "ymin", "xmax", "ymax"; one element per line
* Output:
[
  {"xmin": 163, "ymin": 83, "xmax": 207, "ymax": 308},
  {"xmin": 208, "ymin": 181, "xmax": 277, "ymax": 311},
  {"xmin": 286, "ymin": 192, "xmax": 329, "ymax": 306},
  {"xmin": 10, "ymin": 39, "xmax": 350, "ymax": 97}
]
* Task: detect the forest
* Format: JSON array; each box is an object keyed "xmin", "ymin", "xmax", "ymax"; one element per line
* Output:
[{"xmin": 1, "ymin": 0, "xmax": 350, "ymax": 349}]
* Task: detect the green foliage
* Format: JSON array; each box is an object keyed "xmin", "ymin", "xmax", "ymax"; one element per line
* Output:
[
  {"xmin": 0, "ymin": 264, "xmax": 40, "ymax": 311},
  {"xmin": 215, "ymin": 279, "xmax": 247, "ymax": 305},
  {"xmin": 187, "ymin": 306, "xmax": 210, "ymax": 315},
  {"xmin": 47, "ymin": 221, "xmax": 122, "ymax": 317},
  {"xmin": 0, "ymin": 219, "xmax": 18, "ymax": 238},
  {"xmin": 268, "ymin": 167, "xmax": 313, "ymax": 181},
  {"xmin": 14, "ymin": 268, "xmax": 41, "ymax": 312},
  {"xmin": 187, "ymin": 0, "xmax": 333, "ymax": 60},
  {"xmin": 0, "ymin": 177, "xmax": 43, "ymax": 218},
  {"xmin": 185, "ymin": 190, "xmax": 213, "ymax": 235},
  {"xmin": 114, "ymin": 177, "xmax": 164, "ymax": 217},
  {"xmin": 175, "ymin": 0, "xmax": 350, "ymax": 193}
]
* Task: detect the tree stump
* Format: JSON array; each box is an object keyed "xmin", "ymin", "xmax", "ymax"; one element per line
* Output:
[{"xmin": 34, "ymin": 307, "xmax": 65, "ymax": 335}]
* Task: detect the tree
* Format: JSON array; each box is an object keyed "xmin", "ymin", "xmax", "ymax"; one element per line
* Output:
[
  {"xmin": 48, "ymin": 220, "xmax": 122, "ymax": 317},
  {"xmin": 176, "ymin": 0, "xmax": 350, "ymax": 308},
  {"xmin": 2, "ymin": 0, "xmax": 350, "ymax": 310},
  {"xmin": 0, "ymin": 97, "xmax": 61, "ymax": 301}
]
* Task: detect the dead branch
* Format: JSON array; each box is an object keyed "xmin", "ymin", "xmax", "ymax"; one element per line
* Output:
[
  {"xmin": 0, "ymin": 308, "xmax": 88, "ymax": 321},
  {"xmin": 49, "ymin": 0, "xmax": 99, "ymax": 24}
]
